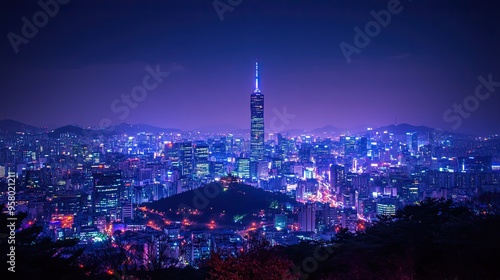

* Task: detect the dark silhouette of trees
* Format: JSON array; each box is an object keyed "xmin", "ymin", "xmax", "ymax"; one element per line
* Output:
[
  {"xmin": 78, "ymin": 230, "xmax": 136, "ymax": 279},
  {"xmin": 80, "ymin": 229, "xmax": 197, "ymax": 279},
  {"xmin": 3, "ymin": 197, "xmax": 500, "ymax": 280},
  {"xmin": 470, "ymin": 191, "xmax": 500, "ymax": 215},
  {"xmin": 316, "ymin": 198, "xmax": 500, "ymax": 280},
  {"xmin": 0, "ymin": 209, "xmax": 85, "ymax": 279},
  {"xmin": 207, "ymin": 233, "xmax": 297, "ymax": 280}
]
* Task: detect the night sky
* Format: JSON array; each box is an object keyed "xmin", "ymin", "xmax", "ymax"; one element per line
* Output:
[{"xmin": 1, "ymin": 0, "xmax": 499, "ymax": 135}]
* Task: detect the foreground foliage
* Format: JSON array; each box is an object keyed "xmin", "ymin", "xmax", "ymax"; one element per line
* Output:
[{"xmin": 2, "ymin": 196, "xmax": 500, "ymax": 279}]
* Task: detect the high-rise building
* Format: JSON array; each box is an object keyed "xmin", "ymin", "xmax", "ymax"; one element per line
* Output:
[
  {"xmin": 164, "ymin": 142, "xmax": 180, "ymax": 167},
  {"xmin": 406, "ymin": 132, "xmax": 418, "ymax": 154},
  {"xmin": 210, "ymin": 161, "xmax": 226, "ymax": 179},
  {"xmin": 51, "ymin": 192, "xmax": 82, "ymax": 215},
  {"xmin": 92, "ymin": 172, "xmax": 121, "ymax": 216},
  {"xmin": 194, "ymin": 143, "xmax": 210, "ymax": 178},
  {"xmin": 250, "ymin": 61, "xmax": 264, "ymax": 179},
  {"xmin": 180, "ymin": 142, "xmax": 193, "ymax": 177},
  {"xmin": 330, "ymin": 164, "xmax": 345, "ymax": 194},
  {"xmin": 458, "ymin": 156, "xmax": 492, "ymax": 173},
  {"xmin": 376, "ymin": 198, "xmax": 397, "ymax": 216},
  {"xmin": 236, "ymin": 157, "xmax": 250, "ymax": 180},
  {"xmin": 211, "ymin": 141, "xmax": 227, "ymax": 162},
  {"xmin": 257, "ymin": 161, "xmax": 270, "ymax": 180},
  {"xmin": 299, "ymin": 203, "xmax": 316, "ymax": 232},
  {"xmin": 121, "ymin": 200, "xmax": 134, "ymax": 221}
]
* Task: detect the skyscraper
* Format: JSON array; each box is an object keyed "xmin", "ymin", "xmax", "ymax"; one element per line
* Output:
[
  {"xmin": 194, "ymin": 143, "xmax": 210, "ymax": 178},
  {"xmin": 180, "ymin": 142, "xmax": 193, "ymax": 177},
  {"xmin": 299, "ymin": 203, "xmax": 316, "ymax": 232},
  {"xmin": 250, "ymin": 61, "xmax": 264, "ymax": 179},
  {"xmin": 236, "ymin": 157, "xmax": 250, "ymax": 180},
  {"xmin": 330, "ymin": 164, "xmax": 345, "ymax": 195},
  {"xmin": 92, "ymin": 172, "xmax": 121, "ymax": 217}
]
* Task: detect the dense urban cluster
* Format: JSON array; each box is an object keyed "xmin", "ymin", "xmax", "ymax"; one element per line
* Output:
[
  {"xmin": 2, "ymin": 64, "xmax": 500, "ymax": 279},
  {"xmin": 1, "ymin": 118, "xmax": 500, "ymax": 277}
]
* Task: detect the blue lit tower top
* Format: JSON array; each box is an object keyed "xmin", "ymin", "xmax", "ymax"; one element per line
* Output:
[{"xmin": 254, "ymin": 61, "xmax": 260, "ymax": 93}]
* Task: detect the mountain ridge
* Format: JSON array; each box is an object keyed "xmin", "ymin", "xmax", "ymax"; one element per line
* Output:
[{"xmin": 0, "ymin": 119, "xmax": 482, "ymax": 137}]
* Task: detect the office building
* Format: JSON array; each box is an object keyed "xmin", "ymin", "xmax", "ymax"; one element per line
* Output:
[{"xmin": 250, "ymin": 61, "xmax": 264, "ymax": 178}]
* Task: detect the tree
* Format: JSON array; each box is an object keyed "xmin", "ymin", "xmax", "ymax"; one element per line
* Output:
[
  {"xmin": 320, "ymin": 198, "xmax": 500, "ymax": 279},
  {"xmin": 207, "ymin": 233, "xmax": 297, "ymax": 280},
  {"xmin": 0, "ymin": 208, "xmax": 86, "ymax": 279}
]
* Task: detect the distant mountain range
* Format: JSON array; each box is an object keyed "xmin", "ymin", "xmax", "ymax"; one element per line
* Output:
[
  {"xmin": 277, "ymin": 123, "xmax": 463, "ymax": 137},
  {"xmin": 369, "ymin": 123, "xmax": 474, "ymax": 138},
  {"xmin": 371, "ymin": 123, "xmax": 436, "ymax": 135},
  {"xmin": 0, "ymin": 119, "xmax": 46, "ymax": 134},
  {"xmin": 0, "ymin": 119, "xmax": 474, "ymax": 137},
  {"xmin": 0, "ymin": 119, "xmax": 181, "ymax": 137},
  {"xmin": 46, "ymin": 123, "xmax": 182, "ymax": 138}
]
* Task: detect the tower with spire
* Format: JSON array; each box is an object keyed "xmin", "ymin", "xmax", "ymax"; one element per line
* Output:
[
  {"xmin": 254, "ymin": 61, "xmax": 260, "ymax": 93},
  {"xmin": 250, "ymin": 61, "xmax": 264, "ymax": 179}
]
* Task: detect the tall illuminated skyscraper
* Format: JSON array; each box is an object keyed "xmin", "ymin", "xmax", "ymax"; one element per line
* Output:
[
  {"xmin": 194, "ymin": 143, "xmax": 209, "ymax": 178},
  {"xmin": 250, "ymin": 61, "xmax": 264, "ymax": 179},
  {"xmin": 180, "ymin": 142, "xmax": 193, "ymax": 177},
  {"xmin": 92, "ymin": 173, "xmax": 121, "ymax": 217}
]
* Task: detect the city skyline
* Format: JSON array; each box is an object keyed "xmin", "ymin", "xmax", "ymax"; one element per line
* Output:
[
  {"xmin": 1, "ymin": 0, "xmax": 500, "ymax": 135},
  {"xmin": 3, "ymin": 2, "xmax": 500, "ymax": 278}
]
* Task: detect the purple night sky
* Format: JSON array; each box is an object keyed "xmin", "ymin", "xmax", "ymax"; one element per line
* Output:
[{"xmin": 1, "ymin": 0, "xmax": 499, "ymax": 135}]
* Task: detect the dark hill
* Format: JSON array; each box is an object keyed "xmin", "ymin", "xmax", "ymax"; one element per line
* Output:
[
  {"xmin": 372, "ymin": 123, "xmax": 473, "ymax": 138},
  {"xmin": 373, "ymin": 123, "xmax": 435, "ymax": 135},
  {"xmin": 0, "ymin": 119, "xmax": 43, "ymax": 134},
  {"xmin": 112, "ymin": 123, "xmax": 181, "ymax": 134},
  {"xmin": 312, "ymin": 125, "xmax": 343, "ymax": 134},
  {"xmin": 47, "ymin": 125, "xmax": 109, "ymax": 138},
  {"xmin": 147, "ymin": 183, "xmax": 297, "ymax": 225},
  {"xmin": 47, "ymin": 123, "xmax": 181, "ymax": 138}
]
